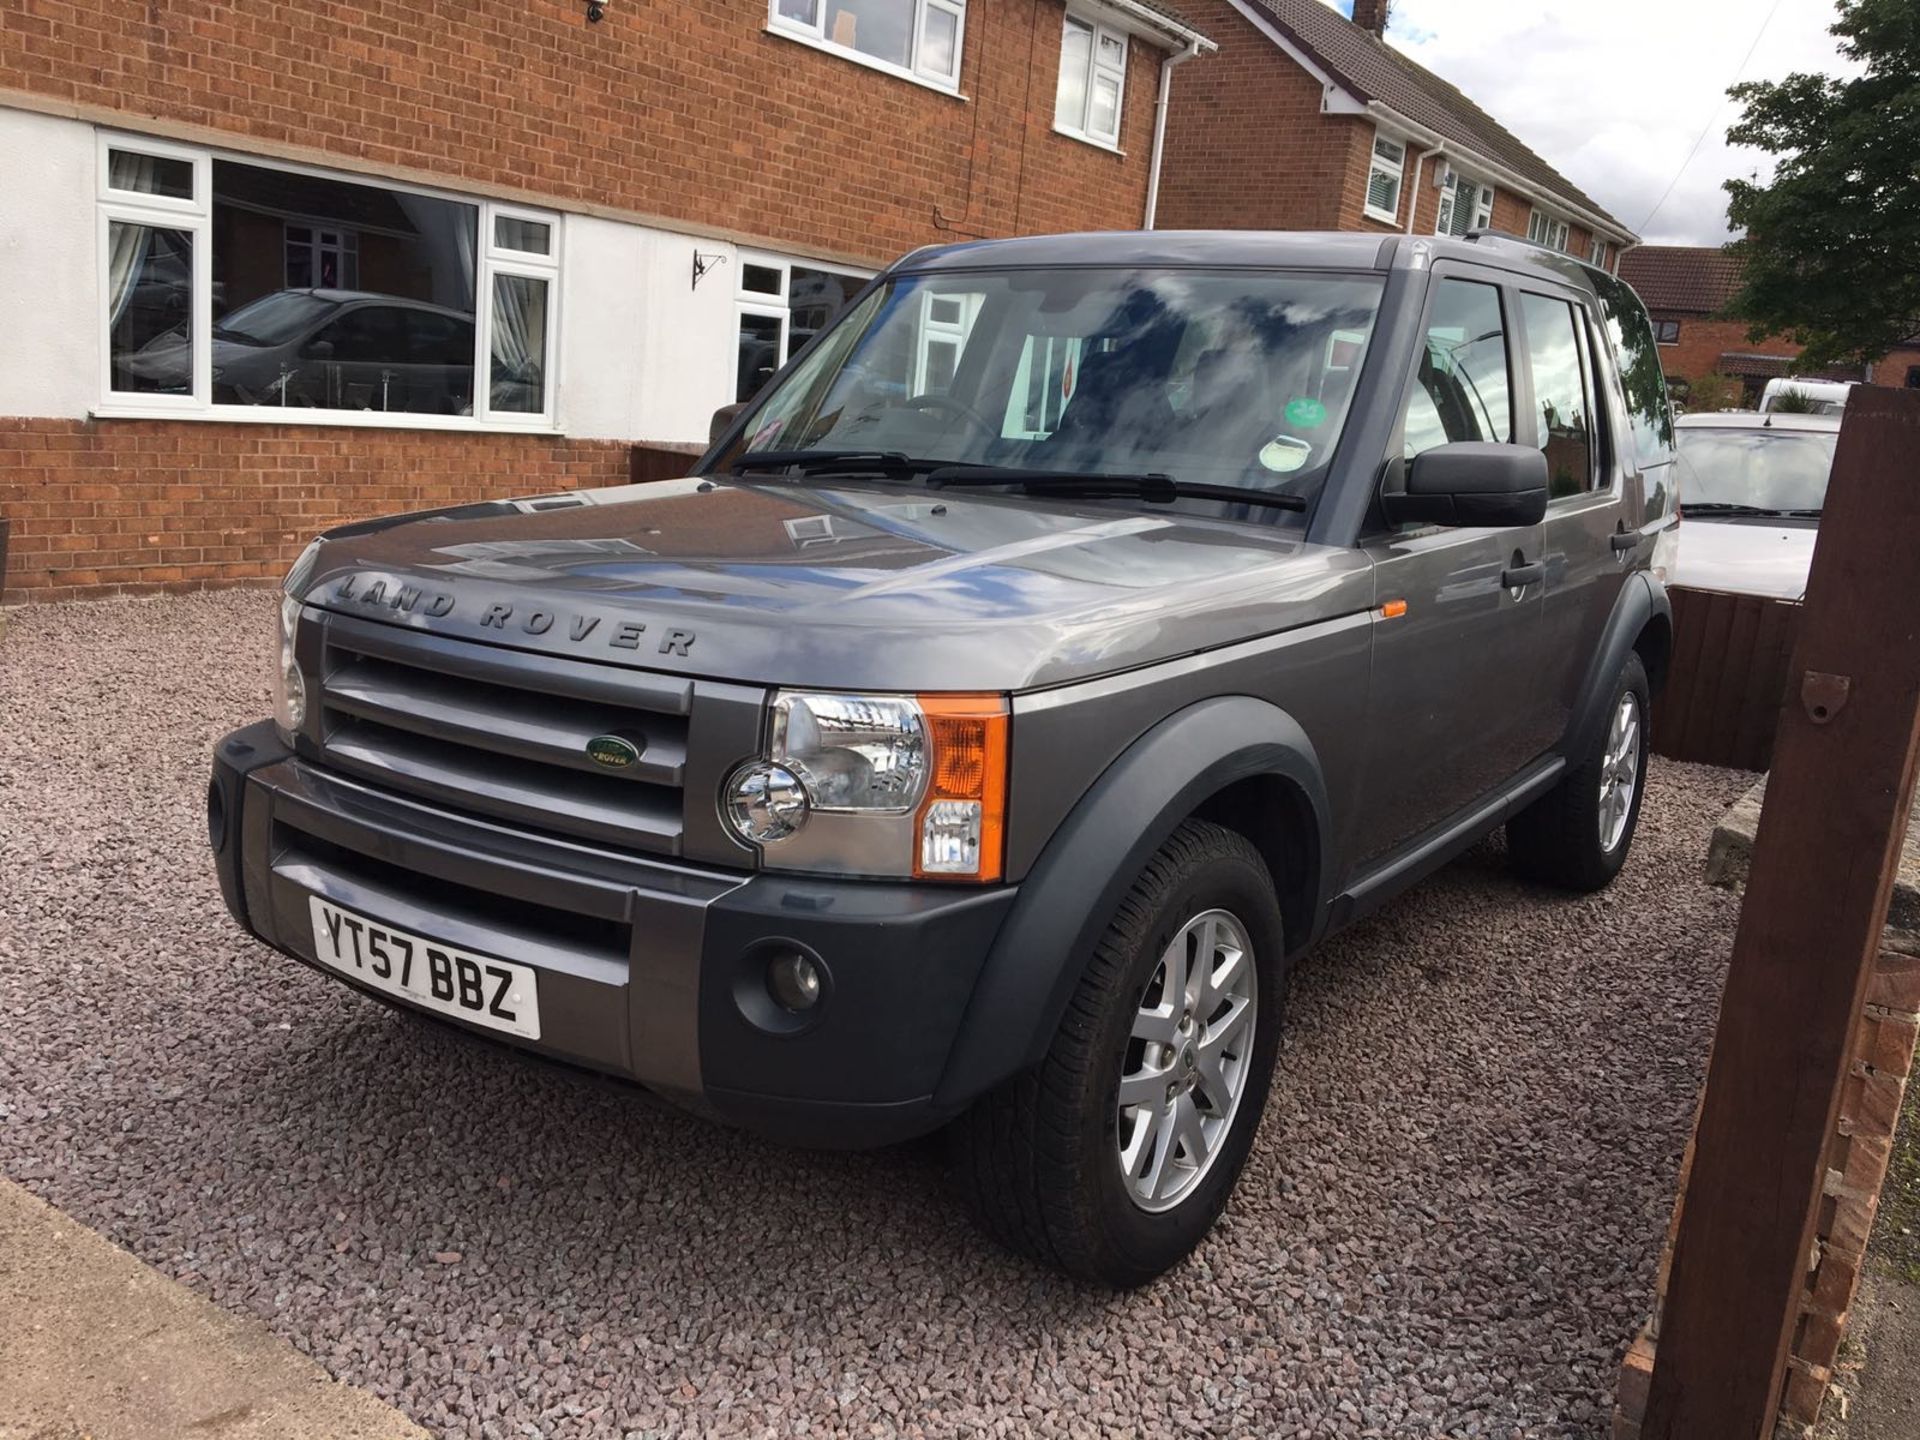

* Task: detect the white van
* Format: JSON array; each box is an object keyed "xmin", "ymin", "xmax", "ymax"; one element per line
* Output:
[{"xmin": 1759, "ymin": 378, "xmax": 1854, "ymax": 415}]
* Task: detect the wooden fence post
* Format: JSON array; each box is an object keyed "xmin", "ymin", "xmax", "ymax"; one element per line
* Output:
[{"xmin": 1642, "ymin": 386, "xmax": 1920, "ymax": 1436}]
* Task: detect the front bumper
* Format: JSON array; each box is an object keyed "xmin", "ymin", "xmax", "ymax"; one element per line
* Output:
[{"xmin": 208, "ymin": 721, "xmax": 1018, "ymax": 1147}]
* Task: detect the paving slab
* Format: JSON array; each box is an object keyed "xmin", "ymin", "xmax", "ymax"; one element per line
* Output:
[{"xmin": 0, "ymin": 1178, "xmax": 428, "ymax": 1440}]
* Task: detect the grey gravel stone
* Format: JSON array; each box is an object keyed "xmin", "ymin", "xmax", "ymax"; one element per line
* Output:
[{"xmin": 0, "ymin": 590, "xmax": 1753, "ymax": 1438}]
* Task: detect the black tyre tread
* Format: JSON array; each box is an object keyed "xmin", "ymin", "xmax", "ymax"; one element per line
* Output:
[
  {"xmin": 1509, "ymin": 652, "xmax": 1650, "ymax": 892},
  {"xmin": 953, "ymin": 819, "xmax": 1268, "ymax": 1282}
]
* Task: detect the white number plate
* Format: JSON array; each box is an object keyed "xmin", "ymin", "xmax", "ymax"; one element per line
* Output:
[{"xmin": 307, "ymin": 898, "xmax": 542, "ymax": 1040}]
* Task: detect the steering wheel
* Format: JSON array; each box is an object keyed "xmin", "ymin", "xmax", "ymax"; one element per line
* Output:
[{"xmin": 895, "ymin": 391, "xmax": 998, "ymax": 441}]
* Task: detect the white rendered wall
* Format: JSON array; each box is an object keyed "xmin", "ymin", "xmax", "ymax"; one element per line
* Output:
[{"xmin": 0, "ymin": 107, "xmax": 99, "ymax": 420}]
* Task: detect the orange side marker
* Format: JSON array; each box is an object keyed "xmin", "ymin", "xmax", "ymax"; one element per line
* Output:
[{"xmin": 1380, "ymin": 598, "xmax": 1409, "ymax": 620}]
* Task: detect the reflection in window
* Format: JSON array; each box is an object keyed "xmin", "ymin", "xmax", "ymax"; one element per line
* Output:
[
  {"xmin": 1404, "ymin": 279, "xmax": 1511, "ymax": 459},
  {"xmin": 735, "ymin": 259, "xmax": 870, "ymax": 402},
  {"xmin": 1055, "ymin": 15, "xmax": 1127, "ymax": 144},
  {"xmin": 1521, "ymin": 293, "xmax": 1596, "ymax": 497},
  {"xmin": 738, "ymin": 312, "xmax": 784, "ymax": 402},
  {"xmin": 1365, "ymin": 135, "xmax": 1405, "ymax": 222},
  {"xmin": 1592, "ymin": 269, "xmax": 1676, "ymax": 468},
  {"xmin": 107, "ymin": 149, "xmax": 194, "ymax": 200},
  {"xmin": 106, "ymin": 223, "xmax": 194, "ymax": 395},
  {"xmin": 494, "ymin": 215, "xmax": 552, "ymax": 255},
  {"xmin": 769, "ymin": 0, "xmax": 966, "ymax": 85}
]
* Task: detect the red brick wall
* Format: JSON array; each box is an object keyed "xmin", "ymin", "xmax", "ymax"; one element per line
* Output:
[
  {"xmin": 0, "ymin": 0, "xmax": 1163, "ymax": 265},
  {"xmin": 0, "ymin": 419, "xmax": 631, "ymax": 603},
  {"xmin": 1155, "ymin": 0, "xmax": 1363, "ymax": 233},
  {"xmin": 1648, "ymin": 315, "xmax": 1790, "ymax": 387}
]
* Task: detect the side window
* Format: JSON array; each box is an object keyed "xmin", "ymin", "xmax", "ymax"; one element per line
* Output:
[
  {"xmin": 1001, "ymin": 333, "xmax": 1084, "ymax": 439},
  {"xmin": 1520, "ymin": 293, "xmax": 1597, "ymax": 499},
  {"xmin": 1591, "ymin": 270, "xmax": 1677, "ymax": 469},
  {"xmin": 1403, "ymin": 278, "xmax": 1512, "ymax": 460},
  {"xmin": 309, "ymin": 306, "xmax": 399, "ymax": 362}
]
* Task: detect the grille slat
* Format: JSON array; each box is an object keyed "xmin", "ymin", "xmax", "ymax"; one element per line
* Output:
[
  {"xmin": 316, "ymin": 613, "xmax": 692, "ymax": 857},
  {"xmin": 327, "ymin": 656, "xmax": 687, "ymax": 787}
]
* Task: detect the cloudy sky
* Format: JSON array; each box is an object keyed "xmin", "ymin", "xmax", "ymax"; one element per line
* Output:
[{"xmin": 1326, "ymin": 0, "xmax": 1853, "ymax": 245}]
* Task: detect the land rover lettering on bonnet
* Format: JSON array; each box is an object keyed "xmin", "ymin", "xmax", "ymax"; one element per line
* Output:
[{"xmin": 208, "ymin": 230, "xmax": 1675, "ymax": 1286}]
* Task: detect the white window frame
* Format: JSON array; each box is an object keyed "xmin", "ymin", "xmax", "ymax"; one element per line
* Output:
[
  {"xmin": 1588, "ymin": 236, "xmax": 1610, "ymax": 270},
  {"xmin": 767, "ymin": 0, "xmax": 968, "ymax": 96},
  {"xmin": 1054, "ymin": 12, "xmax": 1129, "ymax": 150},
  {"xmin": 733, "ymin": 251, "xmax": 873, "ymax": 403},
  {"xmin": 1364, "ymin": 132, "xmax": 1406, "ymax": 226},
  {"xmin": 1433, "ymin": 169, "xmax": 1494, "ymax": 238},
  {"xmin": 1527, "ymin": 207, "xmax": 1571, "ymax": 253},
  {"xmin": 94, "ymin": 131, "xmax": 563, "ymax": 432}
]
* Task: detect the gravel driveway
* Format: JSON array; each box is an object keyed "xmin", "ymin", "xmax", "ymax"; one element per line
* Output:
[{"xmin": 0, "ymin": 591, "xmax": 1752, "ymax": 1439}]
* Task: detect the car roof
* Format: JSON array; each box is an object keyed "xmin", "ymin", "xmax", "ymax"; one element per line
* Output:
[
  {"xmin": 891, "ymin": 229, "xmax": 1609, "ymax": 292},
  {"xmin": 287, "ymin": 288, "xmax": 475, "ymax": 320},
  {"xmin": 1677, "ymin": 412, "xmax": 1845, "ymax": 433}
]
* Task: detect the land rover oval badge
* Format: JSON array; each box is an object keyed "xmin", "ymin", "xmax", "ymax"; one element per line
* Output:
[{"xmin": 585, "ymin": 735, "xmax": 642, "ymax": 770}]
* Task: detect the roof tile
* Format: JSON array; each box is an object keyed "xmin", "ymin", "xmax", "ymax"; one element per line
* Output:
[{"xmin": 1618, "ymin": 246, "xmax": 1746, "ymax": 314}]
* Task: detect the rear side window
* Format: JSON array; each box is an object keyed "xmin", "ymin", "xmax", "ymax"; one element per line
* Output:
[
  {"xmin": 1403, "ymin": 279, "xmax": 1512, "ymax": 459},
  {"xmin": 1591, "ymin": 270, "xmax": 1677, "ymax": 470},
  {"xmin": 1520, "ymin": 293, "xmax": 1598, "ymax": 498}
]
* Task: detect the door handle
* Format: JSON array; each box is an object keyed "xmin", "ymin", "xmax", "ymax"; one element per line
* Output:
[
  {"xmin": 1610, "ymin": 531, "xmax": 1639, "ymax": 553},
  {"xmin": 1501, "ymin": 561, "xmax": 1545, "ymax": 590}
]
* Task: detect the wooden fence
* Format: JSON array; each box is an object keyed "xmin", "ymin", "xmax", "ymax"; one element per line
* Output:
[{"xmin": 1650, "ymin": 585, "xmax": 1803, "ymax": 773}]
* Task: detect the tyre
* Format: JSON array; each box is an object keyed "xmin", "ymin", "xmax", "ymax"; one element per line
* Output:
[
  {"xmin": 1508, "ymin": 651, "xmax": 1650, "ymax": 892},
  {"xmin": 952, "ymin": 819, "xmax": 1285, "ymax": 1287}
]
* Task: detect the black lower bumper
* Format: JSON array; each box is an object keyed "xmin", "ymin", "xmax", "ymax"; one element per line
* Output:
[{"xmin": 208, "ymin": 722, "xmax": 1019, "ymax": 1148}]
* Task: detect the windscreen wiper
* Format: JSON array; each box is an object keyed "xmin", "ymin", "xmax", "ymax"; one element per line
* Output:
[
  {"xmin": 922, "ymin": 466, "xmax": 1309, "ymax": 513},
  {"xmin": 1679, "ymin": 502, "xmax": 1788, "ymax": 518},
  {"xmin": 728, "ymin": 449, "xmax": 954, "ymax": 477}
]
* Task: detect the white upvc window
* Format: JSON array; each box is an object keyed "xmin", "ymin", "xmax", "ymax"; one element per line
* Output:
[
  {"xmin": 769, "ymin": 0, "xmax": 966, "ymax": 92},
  {"xmin": 1364, "ymin": 133, "xmax": 1406, "ymax": 225},
  {"xmin": 1434, "ymin": 170, "xmax": 1494, "ymax": 238},
  {"xmin": 1589, "ymin": 235, "xmax": 1611, "ymax": 269},
  {"xmin": 1527, "ymin": 207, "xmax": 1572, "ymax": 253},
  {"xmin": 1055, "ymin": 13, "xmax": 1128, "ymax": 148},
  {"xmin": 96, "ymin": 131, "xmax": 561, "ymax": 430},
  {"xmin": 734, "ymin": 253, "xmax": 872, "ymax": 404}
]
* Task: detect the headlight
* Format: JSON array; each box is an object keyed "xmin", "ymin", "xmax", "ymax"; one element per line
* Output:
[
  {"xmin": 271, "ymin": 590, "xmax": 306, "ymax": 739},
  {"xmin": 722, "ymin": 691, "xmax": 1008, "ymax": 881}
]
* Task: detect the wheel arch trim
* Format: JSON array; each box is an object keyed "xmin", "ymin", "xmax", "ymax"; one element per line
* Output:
[
  {"xmin": 933, "ymin": 695, "xmax": 1330, "ymax": 1109},
  {"xmin": 1565, "ymin": 572, "xmax": 1670, "ymax": 764}
]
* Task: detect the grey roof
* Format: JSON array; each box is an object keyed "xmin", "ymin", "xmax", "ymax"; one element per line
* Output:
[{"xmin": 1240, "ymin": 0, "xmax": 1629, "ymax": 235}]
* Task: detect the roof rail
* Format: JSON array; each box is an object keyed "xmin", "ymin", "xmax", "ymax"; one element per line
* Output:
[{"xmin": 1462, "ymin": 228, "xmax": 1606, "ymax": 273}]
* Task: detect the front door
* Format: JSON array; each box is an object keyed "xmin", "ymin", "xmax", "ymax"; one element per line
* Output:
[{"xmin": 1353, "ymin": 270, "xmax": 1554, "ymax": 863}]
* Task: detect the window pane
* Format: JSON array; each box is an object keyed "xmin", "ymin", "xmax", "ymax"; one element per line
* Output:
[
  {"xmin": 494, "ymin": 215, "xmax": 552, "ymax": 255},
  {"xmin": 1522, "ymin": 293, "xmax": 1595, "ymax": 497},
  {"xmin": 106, "ymin": 223, "xmax": 194, "ymax": 394},
  {"xmin": 210, "ymin": 159, "xmax": 477, "ymax": 412},
  {"xmin": 919, "ymin": 5, "xmax": 958, "ymax": 75},
  {"xmin": 1097, "ymin": 32, "xmax": 1125, "ymax": 68},
  {"xmin": 108, "ymin": 149, "xmax": 193, "ymax": 200},
  {"xmin": 823, "ymin": 0, "xmax": 912, "ymax": 68},
  {"xmin": 1593, "ymin": 270, "xmax": 1677, "ymax": 468},
  {"xmin": 738, "ymin": 311, "xmax": 783, "ymax": 402},
  {"xmin": 787, "ymin": 266, "xmax": 865, "ymax": 356},
  {"xmin": 490, "ymin": 273, "xmax": 549, "ymax": 414},
  {"xmin": 777, "ymin": 0, "xmax": 819, "ymax": 24},
  {"xmin": 1404, "ymin": 279, "xmax": 1511, "ymax": 459},
  {"xmin": 742, "ymin": 263, "xmax": 783, "ymax": 295},
  {"xmin": 1089, "ymin": 74, "xmax": 1121, "ymax": 137},
  {"xmin": 1366, "ymin": 167, "xmax": 1399, "ymax": 216},
  {"xmin": 1374, "ymin": 136, "xmax": 1404, "ymax": 164},
  {"xmin": 1056, "ymin": 20, "xmax": 1091, "ymax": 128}
]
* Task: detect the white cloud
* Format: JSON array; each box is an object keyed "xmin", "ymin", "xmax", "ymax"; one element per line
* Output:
[{"xmin": 1353, "ymin": 0, "xmax": 1855, "ymax": 245}]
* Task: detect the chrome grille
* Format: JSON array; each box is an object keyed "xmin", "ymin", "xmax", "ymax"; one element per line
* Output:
[{"xmin": 315, "ymin": 614, "xmax": 690, "ymax": 856}]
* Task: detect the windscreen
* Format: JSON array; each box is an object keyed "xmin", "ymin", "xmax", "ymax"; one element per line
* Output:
[
  {"xmin": 717, "ymin": 267, "xmax": 1386, "ymax": 513},
  {"xmin": 1676, "ymin": 427, "xmax": 1837, "ymax": 515}
]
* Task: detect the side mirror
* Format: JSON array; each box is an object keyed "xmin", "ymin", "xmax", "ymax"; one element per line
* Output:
[
  {"xmin": 305, "ymin": 339, "xmax": 336, "ymax": 363},
  {"xmin": 710, "ymin": 401, "xmax": 747, "ymax": 445},
  {"xmin": 1385, "ymin": 442, "xmax": 1548, "ymax": 529}
]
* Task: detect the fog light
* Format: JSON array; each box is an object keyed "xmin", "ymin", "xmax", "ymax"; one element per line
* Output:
[
  {"xmin": 766, "ymin": 950, "xmax": 822, "ymax": 1012},
  {"xmin": 725, "ymin": 761, "xmax": 810, "ymax": 843}
]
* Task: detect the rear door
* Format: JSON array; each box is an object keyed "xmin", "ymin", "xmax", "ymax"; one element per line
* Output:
[
  {"xmin": 1514, "ymin": 286, "xmax": 1632, "ymax": 744},
  {"xmin": 1352, "ymin": 266, "xmax": 1551, "ymax": 863}
]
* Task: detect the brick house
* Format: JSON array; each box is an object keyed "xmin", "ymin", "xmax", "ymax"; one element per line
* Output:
[
  {"xmin": 1618, "ymin": 245, "xmax": 1920, "ymax": 408},
  {"xmin": 0, "ymin": 0, "xmax": 1215, "ymax": 602},
  {"xmin": 1155, "ymin": 0, "xmax": 1636, "ymax": 266}
]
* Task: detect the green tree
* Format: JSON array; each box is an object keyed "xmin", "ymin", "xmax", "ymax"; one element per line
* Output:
[{"xmin": 1723, "ymin": 0, "xmax": 1920, "ymax": 370}]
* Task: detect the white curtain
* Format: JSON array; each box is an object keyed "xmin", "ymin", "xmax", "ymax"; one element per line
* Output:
[
  {"xmin": 105, "ymin": 153, "xmax": 159, "ymax": 330},
  {"xmin": 490, "ymin": 274, "xmax": 546, "ymax": 383}
]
